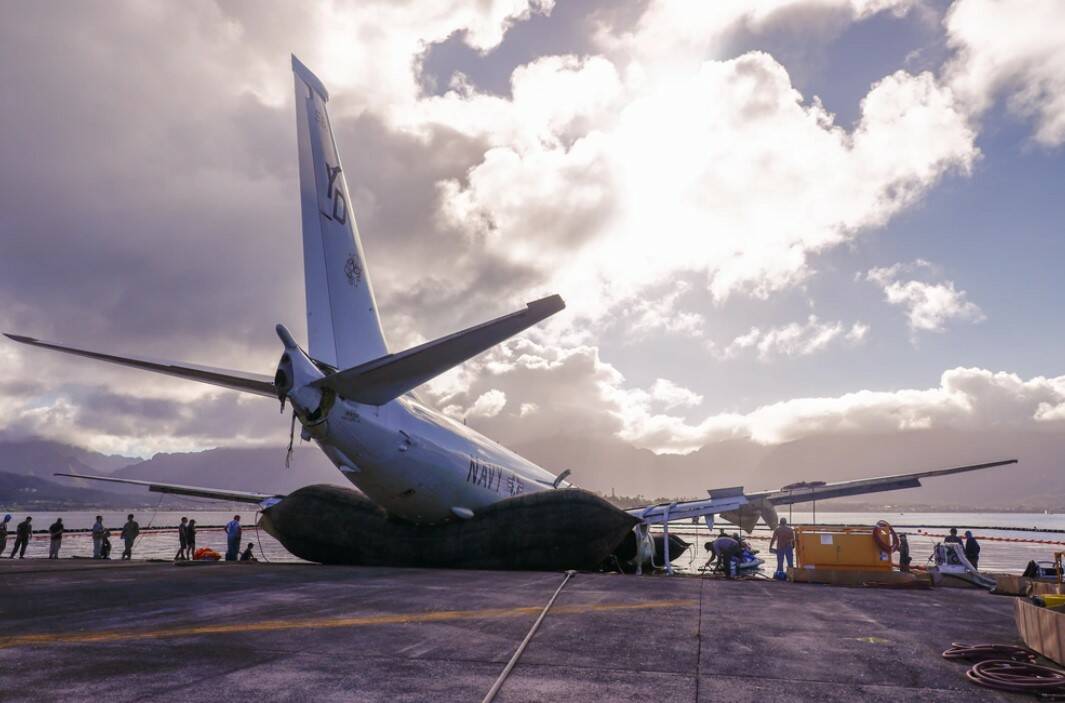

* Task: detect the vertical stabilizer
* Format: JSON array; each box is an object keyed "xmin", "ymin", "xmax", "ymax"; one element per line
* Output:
[{"xmin": 292, "ymin": 55, "xmax": 389, "ymax": 368}]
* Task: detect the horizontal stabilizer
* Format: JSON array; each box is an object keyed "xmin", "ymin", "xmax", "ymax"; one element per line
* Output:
[
  {"xmin": 4, "ymin": 334, "xmax": 276, "ymax": 397},
  {"xmin": 55, "ymin": 473, "xmax": 277, "ymax": 505},
  {"xmin": 312, "ymin": 294, "xmax": 565, "ymax": 404},
  {"xmin": 754, "ymin": 459, "xmax": 1017, "ymax": 506}
]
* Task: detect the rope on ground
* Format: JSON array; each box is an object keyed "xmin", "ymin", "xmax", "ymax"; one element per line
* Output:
[
  {"xmin": 253, "ymin": 509, "xmax": 270, "ymax": 563},
  {"xmin": 481, "ymin": 570, "xmax": 576, "ymax": 703},
  {"xmin": 693, "ymin": 559, "xmax": 706, "ymax": 700},
  {"xmin": 133, "ymin": 492, "xmax": 167, "ymax": 552}
]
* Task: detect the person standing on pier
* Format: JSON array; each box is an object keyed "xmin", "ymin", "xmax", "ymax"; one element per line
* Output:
[
  {"xmin": 91, "ymin": 516, "xmax": 105, "ymax": 559},
  {"xmin": 186, "ymin": 519, "xmax": 197, "ymax": 558},
  {"xmin": 899, "ymin": 533, "xmax": 912, "ymax": 572},
  {"xmin": 120, "ymin": 514, "xmax": 140, "ymax": 560},
  {"xmin": 9, "ymin": 516, "xmax": 31, "ymax": 558},
  {"xmin": 225, "ymin": 515, "xmax": 242, "ymax": 561},
  {"xmin": 175, "ymin": 517, "xmax": 189, "ymax": 561},
  {"xmin": 769, "ymin": 517, "xmax": 796, "ymax": 579},
  {"xmin": 964, "ymin": 530, "xmax": 981, "ymax": 569},
  {"xmin": 0, "ymin": 514, "xmax": 10, "ymax": 555},
  {"xmin": 48, "ymin": 518, "xmax": 64, "ymax": 559}
]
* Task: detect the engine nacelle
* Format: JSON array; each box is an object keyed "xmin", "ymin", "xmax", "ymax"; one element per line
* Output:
[
  {"xmin": 274, "ymin": 324, "xmax": 330, "ymax": 424},
  {"xmin": 720, "ymin": 499, "xmax": 779, "ymax": 533}
]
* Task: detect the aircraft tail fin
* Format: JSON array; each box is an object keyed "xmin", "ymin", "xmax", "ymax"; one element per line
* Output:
[
  {"xmin": 312, "ymin": 294, "xmax": 565, "ymax": 405},
  {"xmin": 292, "ymin": 55, "xmax": 389, "ymax": 369}
]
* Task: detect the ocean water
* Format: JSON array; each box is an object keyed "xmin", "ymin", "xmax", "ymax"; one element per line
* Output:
[
  {"xmin": 2, "ymin": 510, "xmax": 300, "ymax": 562},
  {"xmin": 666, "ymin": 510, "xmax": 1065, "ymax": 575},
  {"xmin": 5, "ymin": 509, "xmax": 1065, "ymax": 573}
]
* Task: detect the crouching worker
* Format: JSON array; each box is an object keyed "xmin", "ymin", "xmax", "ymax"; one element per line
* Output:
[
  {"xmin": 240, "ymin": 543, "xmax": 257, "ymax": 562},
  {"xmin": 708, "ymin": 534, "xmax": 742, "ymax": 579}
]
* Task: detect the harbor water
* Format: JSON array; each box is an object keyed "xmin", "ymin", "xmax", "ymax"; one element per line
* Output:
[{"xmin": 4, "ymin": 508, "xmax": 1065, "ymax": 573}]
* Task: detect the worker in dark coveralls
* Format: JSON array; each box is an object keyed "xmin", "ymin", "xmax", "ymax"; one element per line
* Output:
[
  {"xmin": 710, "ymin": 534, "xmax": 742, "ymax": 578},
  {"xmin": 225, "ymin": 515, "xmax": 242, "ymax": 561},
  {"xmin": 898, "ymin": 533, "xmax": 912, "ymax": 572},
  {"xmin": 48, "ymin": 518, "xmax": 64, "ymax": 559},
  {"xmin": 964, "ymin": 530, "xmax": 981, "ymax": 569},
  {"xmin": 175, "ymin": 516, "xmax": 189, "ymax": 561},
  {"xmin": 0, "ymin": 514, "xmax": 10, "ymax": 555},
  {"xmin": 944, "ymin": 527, "xmax": 963, "ymax": 546},
  {"xmin": 120, "ymin": 514, "xmax": 140, "ymax": 560},
  {"xmin": 91, "ymin": 515, "xmax": 105, "ymax": 559},
  {"xmin": 186, "ymin": 519, "xmax": 197, "ymax": 558},
  {"xmin": 9, "ymin": 516, "xmax": 31, "ymax": 558}
]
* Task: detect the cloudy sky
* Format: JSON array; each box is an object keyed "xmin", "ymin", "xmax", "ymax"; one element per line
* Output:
[{"xmin": 2, "ymin": 0, "xmax": 1065, "ymax": 483}]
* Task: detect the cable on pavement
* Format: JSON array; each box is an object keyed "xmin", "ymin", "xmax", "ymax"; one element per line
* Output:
[{"xmin": 481, "ymin": 570, "xmax": 576, "ymax": 703}]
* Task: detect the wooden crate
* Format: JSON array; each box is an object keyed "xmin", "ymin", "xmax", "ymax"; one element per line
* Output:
[{"xmin": 1015, "ymin": 598, "xmax": 1065, "ymax": 666}]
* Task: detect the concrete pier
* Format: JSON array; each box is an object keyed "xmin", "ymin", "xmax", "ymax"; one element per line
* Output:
[{"xmin": 0, "ymin": 560, "xmax": 1024, "ymax": 701}]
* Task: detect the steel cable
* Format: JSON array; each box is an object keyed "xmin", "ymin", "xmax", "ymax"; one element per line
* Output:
[{"xmin": 481, "ymin": 570, "xmax": 576, "ymax": 703}]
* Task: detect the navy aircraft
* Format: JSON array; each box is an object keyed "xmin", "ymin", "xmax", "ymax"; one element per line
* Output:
[{"xmin": 5, "ymin": 57, "xmax": 1016, "ymax": 571}]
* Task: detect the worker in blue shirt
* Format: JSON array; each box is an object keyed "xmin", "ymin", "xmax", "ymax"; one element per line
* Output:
[{"xmin": 225, "ymin": 515, "xmax": 242, "ymax": 561}]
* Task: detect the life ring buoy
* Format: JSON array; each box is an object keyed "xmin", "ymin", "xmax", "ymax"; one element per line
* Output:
[{"xmin": 873, "ymin": 520, "xmax": 900, "ymax": 553}]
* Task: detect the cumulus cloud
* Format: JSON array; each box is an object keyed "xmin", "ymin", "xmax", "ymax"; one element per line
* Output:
[
  {"xmin": 866, "ymin": 260, "xmax": 984, "ymax": 333},
  {"xmin": 0, "ymin": 0, "xmax": 1056, "ymax": 471},
  {"xmin": 650, "ymin": 379, "xmax": 704, "ymax": 410},
  {"xmin": 713, "ymin": 315, "xmax": 868, "ymax": 360},
  {"xmin": 945, "ymin": 0, "xmax": 1065, "ymax": 146},
  {"xmin": 468, "ymin": 389, "xmax": 508, "ymax": 418},
  {"xmin": 421, "ymin": 334, "xmax": 1065, "ymax": 454},
  {"xmin": 434, "ymin": 52, "xmax": 978, "ymax": 321},
  {"xmin": 614, "ymin": 282, "xmax": 706, "ymax": 340}
]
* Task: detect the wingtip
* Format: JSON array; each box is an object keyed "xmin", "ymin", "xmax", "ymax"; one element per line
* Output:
[
  {"xmin": 291, "ymin": 54, "xmax": 330, "ymax": 101},
  {"xmin": 528, "ymin": 294, "xmax": 566, "ymax": 315},
  {"xmin": 4, "ymin": 333, "xmax": 37, "ymax": 344}
]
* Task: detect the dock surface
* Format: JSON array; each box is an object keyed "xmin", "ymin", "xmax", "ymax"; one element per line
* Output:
[{"xmin": 0, "ymin": 560, "xmax": 1024, "ymax": 701}]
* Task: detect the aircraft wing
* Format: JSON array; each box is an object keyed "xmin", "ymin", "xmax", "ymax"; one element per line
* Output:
[
  {"xmin": 748, "ymin": 459, "xmax": 1018, "ymax": 506},
  {"xmin": 625, "ymin": 459, "xmax": 1016, "ymax": 531},
  {"xmin": 311, "ymin": 295, "xmax": 565, "ymax": 405},
  {"xmin": 54, "ymin": 473, "xmax": 279, "ymax": 505},
  {"xmin": 4, "ymin": 334, "xmax": 277, "ymax": 397},
  {"xmin": 627, "ymin": 487, "xmax": 749, "ymax": 525}
]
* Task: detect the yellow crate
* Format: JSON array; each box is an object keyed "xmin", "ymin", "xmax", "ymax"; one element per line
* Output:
[{"xmin": 794, "ymin": 525, "xmax": 893, "ymax": 572}]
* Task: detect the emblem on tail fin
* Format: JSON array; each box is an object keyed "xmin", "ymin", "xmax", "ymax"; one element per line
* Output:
[
  {"xmin": 344, "ymin": 255, "xmax": 362, "ymax": 287},
  {"xmin": 324, "ymin": 163, "xmax": 347, "ymax": 224}
]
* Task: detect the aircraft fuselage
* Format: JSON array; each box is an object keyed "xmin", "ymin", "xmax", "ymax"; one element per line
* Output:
[{"xmin": 308, "ymin": 394, "xmax": 559, "ymax": 522}]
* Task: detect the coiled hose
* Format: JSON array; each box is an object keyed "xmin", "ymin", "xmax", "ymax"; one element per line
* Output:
[
  {"xmin": 943, "ymin": 643, "xmax": 1065, "ymax": 699},
  {"xmin": 943, "ymin": 642, "xmax": 1039, "ymax": 663}
]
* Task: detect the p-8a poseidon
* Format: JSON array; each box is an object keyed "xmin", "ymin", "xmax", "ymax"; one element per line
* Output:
[{"xmin": 6, "ymin": 57, "xmax": 1016, "ymax": 572}]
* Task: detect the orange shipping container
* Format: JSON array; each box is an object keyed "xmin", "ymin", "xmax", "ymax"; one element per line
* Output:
[{"xmin": 794, "ymin": 525, "xmax": 893, "ymax": 572}]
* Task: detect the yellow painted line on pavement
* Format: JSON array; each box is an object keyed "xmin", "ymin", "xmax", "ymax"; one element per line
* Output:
[{"xmin": 0, "ymin": 599, "xmax": 695, "ymax": 649}]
